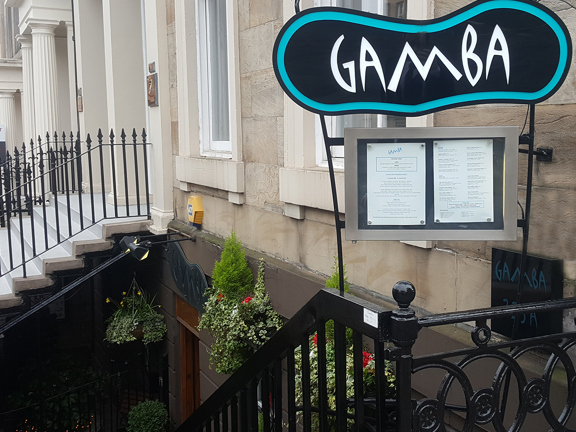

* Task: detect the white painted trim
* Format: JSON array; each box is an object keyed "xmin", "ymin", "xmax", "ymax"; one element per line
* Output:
[
  {"xmin": 279, "ymin": 167, "xmax": 344, "ymax": 212},
  {"xmin": 174, "ymin": 0, "xmax": 244, "ymax": 196},
  {"xmin": 175, "ymin": 156, "xmax": 244, "ymax": 194}
]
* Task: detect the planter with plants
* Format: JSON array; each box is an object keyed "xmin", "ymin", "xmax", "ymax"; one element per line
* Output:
[
  {"xmin": 294, "ymin": 259, "xmax": 397, "ymax": 430},
  {"xmin": 198, "ymin": 231, "xmax": 283, "ymax": 375},
  {"xmin": 105, "ymin": 279, "xmax": 167, "ymax": 345},
  {"xmin": 127, "ymin": 400, "xmax": 168, "ymax": 432}
]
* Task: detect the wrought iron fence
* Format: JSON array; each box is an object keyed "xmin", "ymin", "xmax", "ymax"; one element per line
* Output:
[
  {"xmin": 0, "ymin": 367, "xmax": 165, "ymax": 432},
  {"xmin": 177, "ymin": 284, "xmax": 576, "ymax": 432},
  {"xmin": 0, "ymin": 128, "xmax": 151, "ymax": 278},
  {"xmin": 177, "ymin": 288, "xmax": 396, "ymax": 432}
]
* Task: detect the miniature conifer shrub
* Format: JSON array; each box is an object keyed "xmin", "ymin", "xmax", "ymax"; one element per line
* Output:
[
  {"xmin": 211, "ymin": 231, "xmax": 254, "ymax": 300},
  {"xmin": 325, "ymin": 256, "xmax": 351, "ymax": 293},
  {"xmin": 199, "ymin": 231, "xmax": 283, "ymax": 375},
  {"xmin": 325, "ymin": 256, "xmax": 353, "ymax": 346}
]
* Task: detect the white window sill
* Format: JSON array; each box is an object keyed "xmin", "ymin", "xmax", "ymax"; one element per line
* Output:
[
  {"xmin": 200, "ymin": 150, "xmax": 233, "ymax": 159},
  {"xmin": 175, "ymin": 155, "xmax": 244, "ymax": 194},
  {"xmin": 279, "ymin": 167, "xmax": 344, "ymax": 212}
]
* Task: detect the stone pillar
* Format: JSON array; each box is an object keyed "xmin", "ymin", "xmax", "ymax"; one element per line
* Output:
[
  {"xmin": 145, "ymin": 0, "xmax": 174, "ymax": 233},
  {"xmin": 73, "ymin": 0, "xmax": 109, "ymax": 194},
  {"xmin": 17, "ymin": 34, "xmax": 35, "ymax": 145},
  {"xmin": 101, "ymin": 0, "xmax": 146, "ymax": 208},
  {"xmin": 30, "ymin": 21, "xmax": 60, "ymax": 140},
  {"xmin": 0, "ymin": 91, "xmax": 18, "ymax": 152}
]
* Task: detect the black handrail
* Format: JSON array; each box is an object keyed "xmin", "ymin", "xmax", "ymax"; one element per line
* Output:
[
  {"xmin": 177, "ymin": 288, "xmax": 391, "ymax": 431},
  {"xmin": 180, "ymin": 282, "xmax": 576, "ymax": 432},
  {"xmin": 0, "ymin": 128, "xmax": 151, "ymax": 279}
]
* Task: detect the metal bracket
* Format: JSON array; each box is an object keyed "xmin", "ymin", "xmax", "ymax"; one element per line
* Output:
[
  {"xmin": 517, "ymin": 219, "xmax": 526, "ymax": 228},
  {"xmin": 518, "ymin": 146, "xmax": 553, "ymax": 162},
  {"xmin": 535, "ymin": 147, "xmax": 553, "ymax": 162}
]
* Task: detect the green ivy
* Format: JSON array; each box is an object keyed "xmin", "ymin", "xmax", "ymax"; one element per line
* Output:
[
  {"xmin": 294, "ymin": 336, "xmax": 396, "ymax": 430},
  {"xmin": 199, "ymin": 253, "xmax": 283, "ymax": 375},
  {"xmin": 104, "ymin": 280, "xmax": 167, "ymax": 345},
  {"xmin": 325, "ymin": 257, "xmax": 354, "ymax": 347}
]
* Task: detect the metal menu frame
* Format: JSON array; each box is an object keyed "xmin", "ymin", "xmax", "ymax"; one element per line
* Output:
[{"xmin": 345, "ymin": 126, "xmax": 519, "ymax": 241}]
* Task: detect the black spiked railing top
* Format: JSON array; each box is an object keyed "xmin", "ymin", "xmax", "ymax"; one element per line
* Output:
[{"xmin": 0, "ymin": 128, "xmax": 151, "ymax": 280}]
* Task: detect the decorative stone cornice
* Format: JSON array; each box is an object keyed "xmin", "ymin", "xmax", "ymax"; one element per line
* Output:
[
  {"xmin": 15, "ymin": 34, "xmax": 32, "ymax": 47},
  {"xmin": 28, "ymin": 20, "xmax": 59, "ymax": 35}
]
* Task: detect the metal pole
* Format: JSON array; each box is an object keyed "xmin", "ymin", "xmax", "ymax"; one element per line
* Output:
[
  {"xmin": 0, "ymin": 251, "xmax": 129, "ymax": 337},
  {"xmin": 319, "ymin": 115, "xmax": 345, "ymax": 296},
  {"xmin": 501, "ymin": 103, "xmax": 536, "ymax": 420}
]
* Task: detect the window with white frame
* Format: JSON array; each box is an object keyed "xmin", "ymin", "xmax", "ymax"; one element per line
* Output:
[
  {"xmin": 314, "ymin": 0, "xmax": 407, "ymax": 166},
  {"xmin": 196, "ymin": 0, "xmax": 231, "ymax": 154}
]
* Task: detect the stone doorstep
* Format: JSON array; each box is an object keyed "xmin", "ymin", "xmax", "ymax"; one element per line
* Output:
[
  {"xmin": 42, "ymin": 256, "xmax": 85, "ymax": 274},
  {"xmin": 1, "ymin": 219, "xmax": 152, "ymax": 302},
  {"xmin": 12, "ymin": 274, "xmax": 54, "ymax": 294},
  {"xmin": 100, "ymin": 219, "xmax": 152, "ymax": 238},
  {"xmin": 72, "ymin": 239, "xmax": 114, "ymax": 256},
  {"xmin": 0, "ymin": 294, "xmax": 22, "ymax": 309}
]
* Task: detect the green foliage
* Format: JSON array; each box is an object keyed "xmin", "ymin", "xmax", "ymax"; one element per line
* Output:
[
  {"xmin": 199, "ymin": 258, "xmax": 283, "ymax": 375},
  {"xmin": 325, "ymin": 257, "xmax": 353, "ymax": 347},
  {"xmin": 212, "ymin": 231, "xmax": 254, "ymax": 300},
  {"xmin": 127, "ymin": 400, "xmax": 168, "ymax": 432},
  {"xmin": 294, "ymin": 335, "xmax": 396, "ymax": 430},
  {"xmin": 325, "ymin": 256, "xmax": 351, "ymax": 293},
  {"xmin": 105, "ymin": 279, "xmax": 167, "ymax": 345},
  {"xmin": 8, "ymin": 352, "xmax": 103, "ymax": 432}
]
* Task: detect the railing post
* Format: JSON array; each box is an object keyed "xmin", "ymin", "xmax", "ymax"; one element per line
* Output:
[
  {"xmin": 29, "ymin": 139, "xmax": 37, "ymax": 203},
  {"xmin": 75, "ymin": 132, "xmax": 84, "ymax": 229},
  {"xmin": 389, "ymin": 281, "xmax": 418, "ymax": 432},
  {"xmin": 3, "ymin": 152, "xmax": 13, "ymax": 270},
  {"xmin": 86, "ymin": 133, "xmax": 95, "ymax": 224}
]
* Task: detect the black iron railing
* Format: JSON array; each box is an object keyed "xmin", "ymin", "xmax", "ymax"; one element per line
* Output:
[
  {"xmin": 0, "ymin": 128, "xmax": 151, "ymax": 279},
  {"xmin": 0, "ymin": 367, "xmax": 165, "ymax": 432},
  {"xmin": 177, "ymin": 288, "xmax": 396, "ymax": 432},
  {"xmin": 178, "ymin": 283, "xmax": 576, "ymax": 431}
]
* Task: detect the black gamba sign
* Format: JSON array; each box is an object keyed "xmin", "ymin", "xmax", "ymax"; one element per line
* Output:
[{"xmin": 273, "ymin": 0, "xmax": 572, "ymax": 116}]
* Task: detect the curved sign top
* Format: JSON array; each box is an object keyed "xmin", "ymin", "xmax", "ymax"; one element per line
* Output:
[{"xmin": 273, "ymin": 0, "xmax": 572, "ymax": 116}]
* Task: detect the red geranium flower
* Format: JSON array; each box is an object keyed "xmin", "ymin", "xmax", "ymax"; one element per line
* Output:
[
  {"xmin": 312, "ymin": 334, "xmax": 318, "ymax": 346},
  {"xmin": 362, "ymin": 351, "xmax": 373, "ymax": 368},
  {"xmin": 242, "ymin": 296, "xmax": 253, "ymax": 304},
  {"xmin": 217, "ymin": 294, "xmax": 225, "ymax": 301}
]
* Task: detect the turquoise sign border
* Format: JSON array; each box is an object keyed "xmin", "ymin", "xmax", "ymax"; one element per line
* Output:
[{"xmin": 273, "ymin": 0, "xmax": 572, "ymax": 116}]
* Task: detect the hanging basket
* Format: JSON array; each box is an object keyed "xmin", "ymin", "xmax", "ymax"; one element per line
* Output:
[{"xmin": 131, "ymin": 324, "xmax": 144, "ymax": 340}]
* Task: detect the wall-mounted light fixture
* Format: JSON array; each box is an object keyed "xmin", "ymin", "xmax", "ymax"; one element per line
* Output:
[{"xmin": 0, "ymin": 235, "xmax": 190, "ymax": 338}]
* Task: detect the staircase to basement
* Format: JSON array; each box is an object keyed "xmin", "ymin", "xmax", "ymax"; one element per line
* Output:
[{"xmin": 0, "ymin": 129, "xmax": 151, "ymax": 310}]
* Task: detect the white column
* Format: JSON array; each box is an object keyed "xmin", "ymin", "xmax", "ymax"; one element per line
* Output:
[
  {"xmin": 73, "ymin": 0, "xmax": 109, "ymax": 194},
  {"xmin": 17, "ymin": 34, "xmax": 35, "ymax": 145},
  {"xmin": 0, "ymin": 91, "xmax": 18, "ymax": 152},
  {"xmin": 145, "ymin": 0, "xmax": 174, "ymax": 233},
  {"xmin": 101, "ymin": 0, "xmax": 146, "ymax": 207},
  {"xmin": 66, "ymin": 21, "xmax": 77, "ymax": 134},
  {"xmin": 101, "ymin": 0, "xmax": 146, "ymax": 131},
  {"xmin": 30, "ymin": 21, "xmax": 60, "ymax": 140}
]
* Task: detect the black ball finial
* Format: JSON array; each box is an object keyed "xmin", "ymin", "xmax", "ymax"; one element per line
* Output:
[{"xmin": 392, "ymin": 281, "xmax": 416, "ymax": 308}]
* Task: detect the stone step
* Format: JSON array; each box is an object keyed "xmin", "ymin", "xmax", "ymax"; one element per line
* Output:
[{"xmin": 0, "ymin": 192, "xmax": 151, "ymax": 309}]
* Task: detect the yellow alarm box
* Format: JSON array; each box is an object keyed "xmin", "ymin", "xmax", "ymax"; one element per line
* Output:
[{"xmin": 187, "ymin": 196, "xmax": 204, "ymax": 228}]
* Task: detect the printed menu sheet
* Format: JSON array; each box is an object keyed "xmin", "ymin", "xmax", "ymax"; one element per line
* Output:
[
  {"xmin": 366, "ymin": 142, "xmax": 426, "ymax": 226},
  {"xmin": 433, "ymin": 139, "xmax": 494, "ymax": 223}
]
